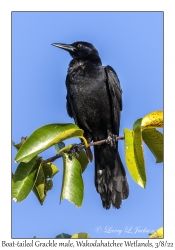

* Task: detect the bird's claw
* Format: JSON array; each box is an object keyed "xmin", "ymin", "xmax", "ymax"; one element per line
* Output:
[
  {"xmin": 68, "ymin": 143, "xmax": 84, "ymax": 160},
  {"xmin": 105, "ymin": 134, "xmax": 118, "ymax": 148}
]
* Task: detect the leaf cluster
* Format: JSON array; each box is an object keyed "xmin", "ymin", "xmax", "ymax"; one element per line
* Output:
[
  {"xmin": 124, "ymin": 111, "xmax": 163, "ymax": 188},
  {"xmin": 12, "ymin": 124, "xmax": 89, "ymax": 207},
  {"xmin": 12, "ymin": 111, "xmax": 163, "ymax": 207}
]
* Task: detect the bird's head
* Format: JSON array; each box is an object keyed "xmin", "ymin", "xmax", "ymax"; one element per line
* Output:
[{"xmin": 52, "ymin": 41, "xmax": 102, "ymax": 64}]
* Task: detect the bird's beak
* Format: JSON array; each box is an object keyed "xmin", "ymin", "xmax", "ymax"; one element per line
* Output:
[{"xmin": 52, "ymin": 43, "xmax": 76, "ymax": 52}]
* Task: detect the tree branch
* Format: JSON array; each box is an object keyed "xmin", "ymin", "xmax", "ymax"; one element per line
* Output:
[
  {"xmin": 42, "ymin": 154, "xmax": 62, "ymax": 164},
  {"xmin": 42, "ymin": 135, "xmax": 124, "ymax": 164}
]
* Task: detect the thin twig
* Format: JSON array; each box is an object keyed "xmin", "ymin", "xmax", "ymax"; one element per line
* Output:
[
  {"xmin": 88, "ymin": 135, "xmax": 124, "ymax": 147},
  {"xmin": 42, "ymin": 154, "xmax": 62, "ymax": 164}
]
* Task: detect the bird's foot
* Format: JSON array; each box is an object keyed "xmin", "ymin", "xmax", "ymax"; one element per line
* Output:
[
  {"xmin": 105, "ymin": 134, "xmax": 118, "ymax": 148},
  {"xmin": 68, "ymin": 143, "xmax": 84, "ymax": 160}
]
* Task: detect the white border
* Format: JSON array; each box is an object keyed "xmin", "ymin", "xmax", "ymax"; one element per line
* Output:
[{"xmin": 1, "ymin": 0, "xmax": 175, "ymax": 246}]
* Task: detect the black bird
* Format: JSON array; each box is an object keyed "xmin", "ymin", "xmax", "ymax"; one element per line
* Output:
[{"xmin": 52, "ymin": 41, "xmax": 129, "ymax": 209}]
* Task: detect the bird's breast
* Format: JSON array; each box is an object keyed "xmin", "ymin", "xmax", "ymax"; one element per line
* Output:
[
  {"xmin": 67, "ymin": 64, "xmax": 112, "ymax": 135},
  {"xmin": 68, "ymin": 65, "xmax": 106, "ymax": 98}
]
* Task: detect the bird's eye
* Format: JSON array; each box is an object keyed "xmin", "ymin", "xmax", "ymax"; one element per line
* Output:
[{"xmin": 77, "ymin": 44, "xmax": 82, "ymax": 49}]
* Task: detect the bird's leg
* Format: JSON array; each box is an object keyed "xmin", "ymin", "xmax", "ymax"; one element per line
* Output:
[
  {"xmin": 105, "ymin": 130, "xmax": 118, "ymax": 148},
  {"xmin": 105, "ymin": 135, "xmax": 117, "ymax": 148},
  {"xmin": 68, "ymin": 143, "xmax": 84, "ymax": 160}
]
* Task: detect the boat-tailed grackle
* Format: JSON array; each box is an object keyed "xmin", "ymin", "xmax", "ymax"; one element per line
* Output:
[{"xmin": 52, "ymin": 41, "xmax": 129, "ymax": 209}]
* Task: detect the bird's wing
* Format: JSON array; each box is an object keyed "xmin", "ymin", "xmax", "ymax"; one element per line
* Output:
[
  {"xmin": 66, "ymin": 92, "xmax": 80, "ymax": 126},
  {"xmin": 65, "ymin": 75, "xmax": 79, "ymax": 125},
  {"xmin": 105, "ymin": 65, "xmax": 122, "ymax": 135}
]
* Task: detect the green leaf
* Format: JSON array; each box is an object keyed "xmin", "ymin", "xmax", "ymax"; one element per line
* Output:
[
  {"xmin": 55, "ymin": 233, "xmax": 72, "ymax": 239},
  {"xmin": 71, "ymin": 232, "xmax": 90, "ymax": 238},
  {"xmin": 32, "ymin": 164, "xmax": 46, "ymax": 204},
  {"xmin": 142, "ymin": 129, "xmax": 163, "ymax": 163},
  {"xmin": 141, "ymin": 110, "xmax": 163, "ymax": 129},
  {"xmin": 12, "ymin": 156, "xmax": 42, "ymax": 202},
  {"xmin": 42, "ymin": 162, "xmax": 59, "ymax": 179},
  {"xmin": 58, "ymin": 144, "xmax": 76, "ymax": 154},
  {"xmin": 33, "ymin": 162, "xmax": 59, "ymax": 204},
  {"xmin": 76, "ymin": 149, "xmax": 89, "ymax": 173},
  {"xmin": 149, "ymin": 227, "xmax": 163, "ymax": 238},
  {"xmin": 15, "ymin": 123, "xmax": 88, "ymax": 163},
  {"xmin": 133, "ymin": 119, "xmax": 146, "ymax": 188},
  {"xmin": 124, "ymin": 129, "xmax": 146, "ymax": 188},
  {"xmin": 45, "ymin": 179, "xmax": 53, "ymax": 191},
  {"xmin": 60, "ymin": 153, "xmax": 84, "ymax": 208}
]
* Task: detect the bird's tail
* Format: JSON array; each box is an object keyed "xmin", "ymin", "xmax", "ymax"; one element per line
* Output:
[{"xmin": 94, "ymin": 144, "xmax": 129, "ymax": 209}]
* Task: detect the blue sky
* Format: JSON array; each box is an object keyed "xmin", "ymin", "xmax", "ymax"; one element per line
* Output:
[{"xmin": 12, "ymin": 12, "xmax": 163, "ymax": 239}]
